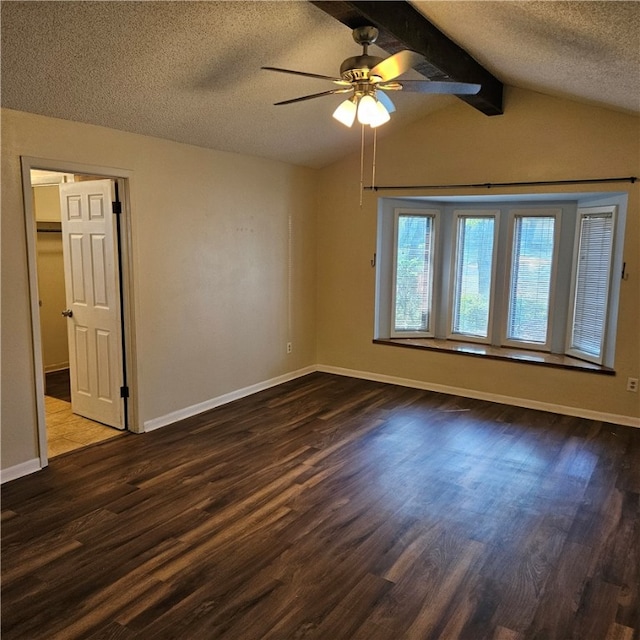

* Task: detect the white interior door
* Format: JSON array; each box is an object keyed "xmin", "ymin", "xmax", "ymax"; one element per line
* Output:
[{"xmin": 59, "ymin": 180, "xmax": 124, "ymax": 429}]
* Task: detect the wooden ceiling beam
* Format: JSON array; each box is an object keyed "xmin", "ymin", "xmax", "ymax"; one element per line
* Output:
[{"xmin": 310, "ymin": 0, "xmax": 503, "ymax": 115}]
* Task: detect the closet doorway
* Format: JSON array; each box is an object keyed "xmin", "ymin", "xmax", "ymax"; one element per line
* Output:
[{"xmin": 24, "ymin": 160, "xmax": 137, "ymax": 465}]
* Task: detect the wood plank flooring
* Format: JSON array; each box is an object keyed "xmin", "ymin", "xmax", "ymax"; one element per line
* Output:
[
  {"xmin": 2, "ymin": 373, "xmax": 639, "ymax": 639},
  {"xmin": 45, "ymin": 369, "xmax": 71, "ymax": 403}
]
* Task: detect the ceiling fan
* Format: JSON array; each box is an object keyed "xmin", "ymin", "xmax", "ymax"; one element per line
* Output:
[{"xmin": 262, "ymin": 26, "xmax": 481, "ymax": 128}]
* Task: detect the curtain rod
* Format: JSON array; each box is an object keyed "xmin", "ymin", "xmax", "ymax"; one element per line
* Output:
[{"xmin": 365, "ymin": 176, "xmax": 637, "ymax": 192}]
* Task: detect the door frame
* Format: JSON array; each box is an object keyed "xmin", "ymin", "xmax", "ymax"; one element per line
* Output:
[{"xmin": 21, "ymin": 156, "xmax": 140, "ymax": 468}]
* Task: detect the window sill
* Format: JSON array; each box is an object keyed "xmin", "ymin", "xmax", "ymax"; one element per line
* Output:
[{"xmin": 373, "ymin": 338, "xmax": 615, "ymax": 375}]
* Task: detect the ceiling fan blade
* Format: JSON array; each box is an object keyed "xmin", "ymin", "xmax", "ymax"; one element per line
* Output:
[
  {"xmin": 376, "ymin": 89, "xmax": 396, "ymax": 114},
  {"xmin": 380, "ymin": 80, "xmax": 481, "ymax": 95},
  {"xmin": 273, "ymin": 88, "xmax": 352, "ymax": 106},
  {"xmin": 262, "ymin": 66, "xmax": 350, "ymax": 85},
  {"xmin": 370, "ymin": 50, "xmax": 423, "ymax": 82}
]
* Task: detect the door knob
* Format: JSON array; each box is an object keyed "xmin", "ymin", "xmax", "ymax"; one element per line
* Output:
[{"xmin": 61, "ymin": 309, "xmax": 73, "ymax": 318}]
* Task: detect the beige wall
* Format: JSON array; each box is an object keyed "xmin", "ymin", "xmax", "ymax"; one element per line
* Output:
[
  {"xmin": 33, "ymin": 184, "xmax": 61, "ymax": 222},
  {"xmin": 1, "ymin": 108, "xmax": 318, "ymax": 470},
  {"xmin": 2, "ymin": 87, "xmax": 639, "ymax": 475},
  {"xmin": 36, "ymin": 233, "xmax": 69, "ymax": 372},
  {"xmin": 33, "ymin": 185, "xmax": 69, "ymax": 372},
  {"xmin": 316, "ymin": 87, "xmax": 640, "ymax": 421}
]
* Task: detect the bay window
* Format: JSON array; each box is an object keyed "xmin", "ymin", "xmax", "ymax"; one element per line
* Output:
[{"xmin": 378, "ymin": 195, "xmax": 625, "ymax": 369}]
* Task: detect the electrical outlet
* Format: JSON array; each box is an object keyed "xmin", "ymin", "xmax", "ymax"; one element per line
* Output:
[
  {"xmin": 627, "ymin": 377, "xmax": 638, "ymax": 392},
  {"xmin": 286, "ymin": 342, "xmax": 292, "ymax": 354}
]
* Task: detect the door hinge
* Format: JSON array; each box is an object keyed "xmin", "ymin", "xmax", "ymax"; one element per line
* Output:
[
  {"xmin": 120, "ymin": 386, "xmax": 129, "ymax": 398},
  {"xmin": 112, "ymin": 201, "xmax": 122, "ymax": 215}
]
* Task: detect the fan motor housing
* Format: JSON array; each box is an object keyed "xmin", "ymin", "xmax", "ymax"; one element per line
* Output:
[{"xmin": 340, "ymin": 55, "xmax": 384, "ymax": 82}]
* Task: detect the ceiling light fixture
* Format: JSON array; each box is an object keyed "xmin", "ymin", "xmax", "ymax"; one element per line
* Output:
[
  {"xmin": 333, "ymin": 91, "xmax": 391, "ymax": 129},
  {"xmin": 331, "ymin": 88, "xmax": 393, "ymax": 205}
]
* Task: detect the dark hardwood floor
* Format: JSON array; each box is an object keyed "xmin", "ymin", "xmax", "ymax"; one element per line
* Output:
[
  {"xmin": 2, "ymin": 373, "xmax": 639, "ymax": 639},
  {"xmin": 45, "ymin": 368, "xmax": 71, "ymax": 402}
]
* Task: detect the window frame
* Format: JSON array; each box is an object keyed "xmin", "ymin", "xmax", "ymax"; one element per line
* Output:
[
  {"xmin": 501, "ymin": 208, "xmax": 562, "ymax": 352},
  {"xmin": 390, "ymin": 208, "xmax": 440, "ymax": 338}
]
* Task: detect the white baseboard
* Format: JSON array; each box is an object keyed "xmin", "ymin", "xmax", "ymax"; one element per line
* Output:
[
  {"xmin": 144, "ymin": 366, "xmax": 316, "ymax": 432},
  {"xmin": 139, "ymin": 363, "xmax": 640, "ymax": 432},
  {"xmin": 1, "ymin": 458, "xmax": 42, "ymax": 484},
  {"xmin": 317, "ymin": 365, "xmax": 640, "ymax": 429},
  {"xmin": 6, "ymin": 363, "xmax": 636, "ymax": 483}
]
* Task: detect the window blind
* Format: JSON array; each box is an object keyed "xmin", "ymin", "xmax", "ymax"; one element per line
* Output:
[
  {"xmin": 507, "ymin": 216, "xmax": 555, "ymax": 344},
  {"xmin": 393, "ymin": 214, "xmax": 434, "ymax": 332},
  {"xmin": 570, "ymin": 213, "xmax": 614, "ymax": 359}
]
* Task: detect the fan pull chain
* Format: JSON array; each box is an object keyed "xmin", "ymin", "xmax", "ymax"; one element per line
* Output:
[
  {"xmin": 372, "ymin": 126, "xmax": 377, "ymax": 190},
  {"xmin": 359, "ymin": 123, "xmax": 365, "ymax": 208}
]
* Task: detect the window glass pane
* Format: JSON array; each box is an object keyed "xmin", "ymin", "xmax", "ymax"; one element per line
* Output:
[
  {"xmin": 394, "ymin": 215, "xmax": 434, "ymax": 332},
  {"xmin": 507, "ymin": 216, "xmax": 555, "ymax": 344},
  {"xmin": 571, "ymin": 213, "xmax": 613, "ymax": 358},
  {"xmin": 452, "ymin": 217, "xmax": 494, "ymax": 337}
]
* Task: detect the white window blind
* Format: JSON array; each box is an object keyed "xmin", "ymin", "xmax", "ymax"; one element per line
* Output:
[
  {"xmin": 393, "ymin": 213, "xmax": 435, "ymax": 334},
  {"xmin": 451, "ymin": 216, "xmax": 495, "ymax": 338},
  {"xmin": 569, "ymin": 211, "xmax": 614, "ymax": 361},
  {"xmin": 507, "ymin": 216, "xmax": 555, "ymax": 344}
]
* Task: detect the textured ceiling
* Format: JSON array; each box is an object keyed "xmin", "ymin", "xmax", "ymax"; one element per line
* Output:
[
  {"xmin": 413, "ymin": 1, "xmax": 640, "ymax": 115},
  {"xmin": 2, "ymin": 1, "xmax": 639, "ymax": 168}
]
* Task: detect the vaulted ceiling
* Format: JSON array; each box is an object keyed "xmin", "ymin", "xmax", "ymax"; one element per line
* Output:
[{"xmin": 1, "ymin": 1, "xmax": 638, "ymax": 168}]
